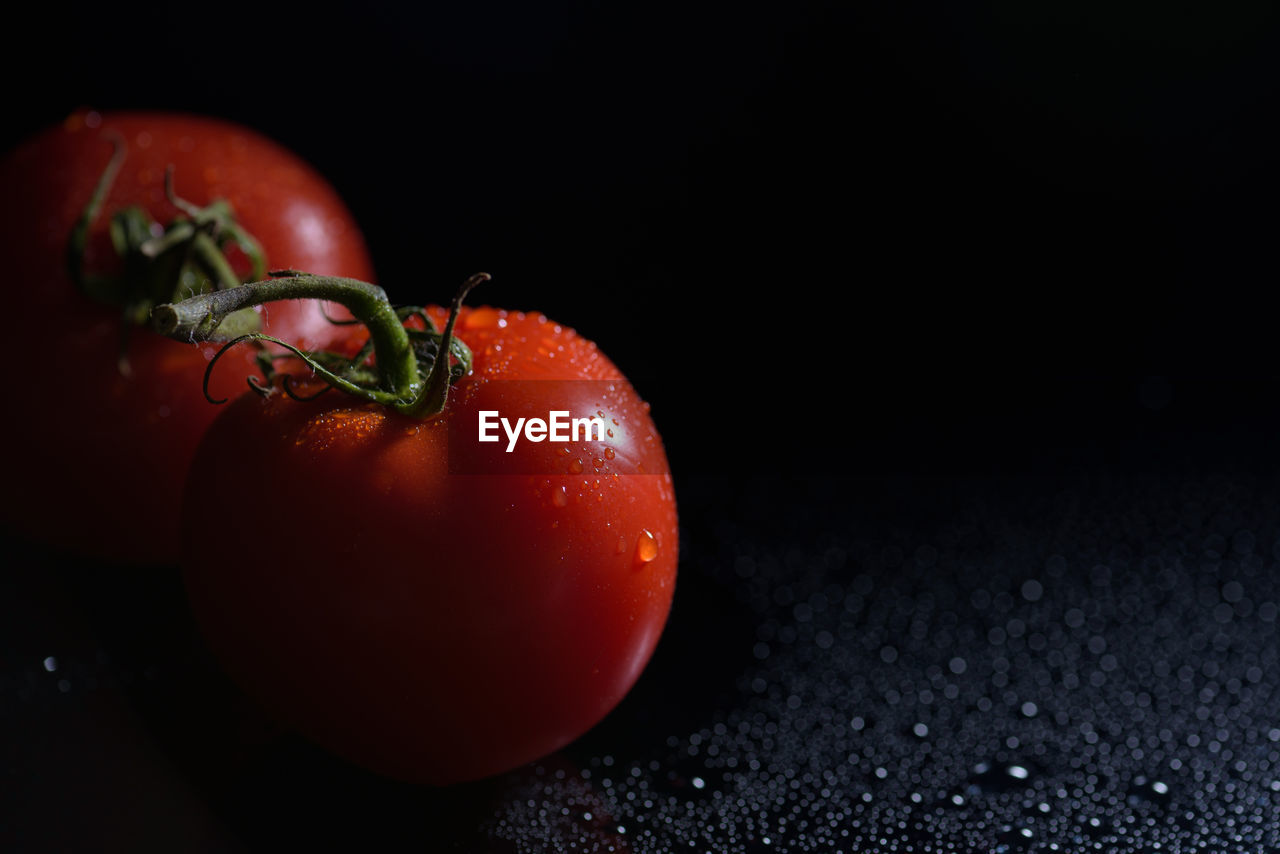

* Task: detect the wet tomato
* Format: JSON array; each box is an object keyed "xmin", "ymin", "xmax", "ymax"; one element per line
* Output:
[{"xmin": 172, "ymin": 285, "xmax": 678, "ymax": 783}]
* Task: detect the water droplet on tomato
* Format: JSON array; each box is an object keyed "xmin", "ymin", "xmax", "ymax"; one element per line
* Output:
[
  {"xmin": 569, "ymin": 459, "xmax": 584, "ymax": 474},
  {"xmin": 604, "ymin": 448, "xmax": 616, "ymax": 460},
  {"xmin": 552, "ymin": 486, "xmax": 569, "ymax": 508},
  {"xmin": 466, "ymin": 307, "xmax": 499, "ymax": 328},
  {"xmin": 636, "ymin": 529, "xmax": 658, "ymax": 566}
]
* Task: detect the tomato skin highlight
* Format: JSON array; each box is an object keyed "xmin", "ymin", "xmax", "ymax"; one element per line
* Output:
[
  {"xmin": 0, "ymin": 112, "xmax": 375, "ymax": 563},
  {"xmin": 181, "ymin": 307, "xmax": 678, "ymax": 784}
]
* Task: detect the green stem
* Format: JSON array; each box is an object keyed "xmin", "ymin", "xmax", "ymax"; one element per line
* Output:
[
  {"xmin": 69, "ymin": 136, "xmax": 271, "ymax": 353},
  {"xmin": 153, "ymin": 274, "xmax": 422, "ymax": 403},
  {"xmin": 67, "ymin": 132, "xmax": 125, "ymax": 294},
  {"xmin": 402, "ymin": 272, "xmax": 488, "ymax": 419},
  {"xmin": 190, "ymin": 231, "xmax": 245, "ymax": 293}
]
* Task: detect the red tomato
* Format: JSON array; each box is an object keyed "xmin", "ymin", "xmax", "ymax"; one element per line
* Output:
[
  {"xmin": 179, "ymin": 306, "xmax": 678, "ymax": 783},
  {"xmin": 0, "ymin": 111, "xmax": 374, "ymax": 563}
]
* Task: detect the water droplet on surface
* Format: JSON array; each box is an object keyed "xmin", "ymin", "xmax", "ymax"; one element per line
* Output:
[
  {"xmin": 996, "ymin": 824, "xmax": 1034, "ymax": 851},
  {"xmin": 604, "ymin": 447, "xmax": 615, "ymax": 460},
  {"xmin": 569, "ymin": 459, "xmax": 584, "ymax": 474},
  {"xmin": 970, "ymin": 761, "xmax": 1033, "ymax": 793},
  {"xmin": 551, "ymin": 486, "xmax": 568, "ymax": 508},
  {"xmin": 635, "ymin": 529, "xmax": 658, "ymax": 565},
  {"xmin": 1127, "ymin": 776, "xmax": 1171, "ymax": 807},
  {"xmin": 1078, "ymin": 816, "xmax": 1107, "ymax": 837}
]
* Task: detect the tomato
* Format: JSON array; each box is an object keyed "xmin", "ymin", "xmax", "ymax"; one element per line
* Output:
[
  {"xmin": 0, "ymin": 111, "xmax": 374, "ymax": 563},
  {"xmin": 175, "ymin": 297, "xmax": 678, "ymax": 784}
]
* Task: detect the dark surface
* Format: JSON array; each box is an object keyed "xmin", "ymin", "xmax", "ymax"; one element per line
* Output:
[
  {"xmin": 5, "ymin": 469, "xmax": 1280, "ymax": 851},
  {"xmin": 5, "ymin": 2, "xmax": 1280, "ymax": 851}
]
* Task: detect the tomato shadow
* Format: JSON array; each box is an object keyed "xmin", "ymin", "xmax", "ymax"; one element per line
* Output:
[{"xmin": 0, "ymin": 537, "xmax": 514, "ymax": 851}]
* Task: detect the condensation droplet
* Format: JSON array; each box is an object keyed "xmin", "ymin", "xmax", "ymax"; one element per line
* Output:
[
  {"xmin": 569, "ymin": 459, "xmax": 584, "ymax": 474},
  {"xmin": 552, "ymin": 486, "xmax": 569, "ymax": 508},
  {"xmin": 604, "ymin": 448, "xmax": 616, "ymax": 460},
  {"xmin": 636, "ymin": 529, "xmax": 658, "ymax": 566}
]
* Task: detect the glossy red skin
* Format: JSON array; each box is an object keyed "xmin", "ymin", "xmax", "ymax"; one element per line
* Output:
[
  {"xmin": 0, "ymin": 111, "xmax": 375, "ymax": 563},
  {"xmin": 181, "ymin": 307, "xmax": 678, "ymax": 783}
]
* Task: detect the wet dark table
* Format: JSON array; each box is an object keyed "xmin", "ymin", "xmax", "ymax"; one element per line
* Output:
[{"xmin": 4, "ymin": 472, "xmax": 1280, "ymax": 852}]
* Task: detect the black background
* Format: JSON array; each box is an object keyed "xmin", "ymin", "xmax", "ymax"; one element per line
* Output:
[
  {"xmin": 8, "ymin": 1, "xmax": 1279, "ymax": 477},
  {"xmin": 6, "ymin": 3, "xmax": 1280, "ymax": 851}
]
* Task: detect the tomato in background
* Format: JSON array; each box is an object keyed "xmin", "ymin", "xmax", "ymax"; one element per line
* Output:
[
  {"xmin": 0, "ymin": 111, "xmax": 375, "ymax": 564},
  {"xmin": 178, "ymin": 304, "xmax": 678, "ymax": 783}
]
